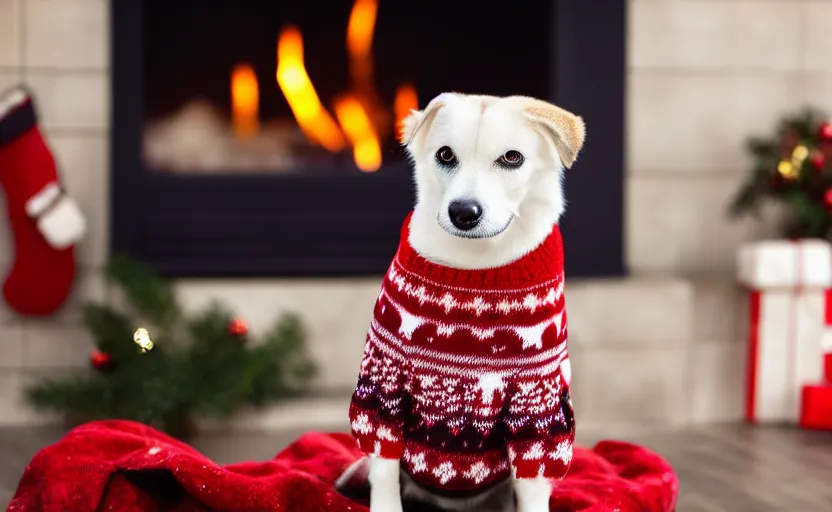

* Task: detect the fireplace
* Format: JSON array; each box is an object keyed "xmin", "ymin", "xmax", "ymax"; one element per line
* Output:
[{"xmin": 111, "ymin": 1, "xmax": 626, "ymax": 277}]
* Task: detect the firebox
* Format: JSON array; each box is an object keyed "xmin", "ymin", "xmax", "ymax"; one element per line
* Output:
[{"xmin": 111, "ymin": 1, "xmax": 626, "ymax": 277}]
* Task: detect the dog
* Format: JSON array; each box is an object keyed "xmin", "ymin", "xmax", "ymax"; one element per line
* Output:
[{"xmin": 339, "ymin": 92, "xmax": 585, "ymax": 512}]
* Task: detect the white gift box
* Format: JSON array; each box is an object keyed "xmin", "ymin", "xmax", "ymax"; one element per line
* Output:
[
  {"xmin": 738, "ymin": 239, "xmax": 832, "ymax": 423},
  {"xmin": 738, "ymin": 239, "xmax": 832, "ymax": 289}
]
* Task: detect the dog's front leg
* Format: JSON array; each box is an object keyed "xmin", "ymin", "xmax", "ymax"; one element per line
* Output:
[
  {"xmin": 513, "ymin": 476, "xmax": 551, "ymax": 512},
  {"xmin": 369, "ymin": 456, "xmax": 404, "ymax": 512}
]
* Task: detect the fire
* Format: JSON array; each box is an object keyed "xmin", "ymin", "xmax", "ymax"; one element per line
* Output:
[
  {"xmin": 394, "ymin": 83, "xmax": 418, "ymax": 135},
  {"xmin": 347, "ymin": 0, "xmax": 378, "ymax": 60},
  {"xmin": 334, "ymin": 96, "xmax": 381, "ymax": 172},
  {"xmin": 276, "ymin": 27, "xmax": 346, "ymax": 152},
  {"xmin": 346, "ymin": 0, "xmax": 378, "ymax": 92},
  {"xmin": 232, "ymin": 0, "xmax": 416, "ymax": 170},
  {"xmin": 231, "ymin": 64, "xmax": 259, "ymax": 140}
]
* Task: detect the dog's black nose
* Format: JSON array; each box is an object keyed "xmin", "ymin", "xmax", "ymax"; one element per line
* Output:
[{"xmin": 448, "ymin": 199, "xmax": 483, "ymax": 231}]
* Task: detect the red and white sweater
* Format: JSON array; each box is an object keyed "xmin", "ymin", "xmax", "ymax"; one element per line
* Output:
[{"xmin": 349, "ymin": 213, "xmax": 574, "ymax": 492}]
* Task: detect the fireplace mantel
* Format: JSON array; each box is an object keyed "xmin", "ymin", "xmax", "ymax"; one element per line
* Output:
[{"xmin": 110, "ymin": 1, "xmax": 626, "ymax": 278}]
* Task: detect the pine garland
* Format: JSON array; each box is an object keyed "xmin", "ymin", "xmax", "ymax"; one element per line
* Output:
[
  {"xmin": 25, "ymin": 256, "xmax": 316, "ymax": 437},
  {"xmin": 730, "ymin": 107, "xmax": 832, "ymax": 239}
]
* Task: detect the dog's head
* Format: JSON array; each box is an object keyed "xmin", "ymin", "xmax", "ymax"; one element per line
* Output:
[{"xmin": 401, "ymin": 93, "xmax": 585, "ymax": 248}]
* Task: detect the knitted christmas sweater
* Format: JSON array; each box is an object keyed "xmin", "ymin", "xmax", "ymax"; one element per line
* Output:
[{"xmin": 349, "ymin": 213, "xmax": 574, "ymax": 493}]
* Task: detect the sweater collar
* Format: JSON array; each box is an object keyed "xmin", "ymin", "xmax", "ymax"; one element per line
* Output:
[{"xmin": 394, "ymin": 212, "xmax": 564, "ymax": 290}]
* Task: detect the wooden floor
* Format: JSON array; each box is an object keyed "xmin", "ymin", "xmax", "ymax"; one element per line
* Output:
[{"xmin": 1, "ymin": 424, "xmax": 831, "ymax": 511}]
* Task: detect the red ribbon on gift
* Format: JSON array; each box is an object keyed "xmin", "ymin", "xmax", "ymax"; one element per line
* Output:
[
  {"xmin": 802, "ymin": 291, "xmax": 832, "ymax": 429},
  {"xmin": 745, "ymin": 291, "xmax": 761, "ymax": 423}
]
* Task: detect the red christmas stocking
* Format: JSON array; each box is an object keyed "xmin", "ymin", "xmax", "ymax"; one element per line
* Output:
[{"xmin": 0, "ymin": 86, "xmax": 86, "ymax": 316}]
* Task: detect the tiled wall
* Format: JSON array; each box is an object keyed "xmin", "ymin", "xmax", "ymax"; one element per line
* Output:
[
  {"xmin": 1, "ymin": 0, "xmax": 820, "ymax": 427},
  {"xmin": 627, "ymin": 0, "xmax": 826, "ymax": 273},
  {"xmin": 0, "ymin": 0, "xmax": 110, "ymax": 424}
]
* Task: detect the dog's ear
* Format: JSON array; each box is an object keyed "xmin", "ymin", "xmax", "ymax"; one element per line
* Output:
[
  {"xmin": 399, "ymin": 94, "xmax": 451, "ymax": 146},
  {"xmin": 522, "ymin": 100, "xmax": 586, "ymax": 169}
]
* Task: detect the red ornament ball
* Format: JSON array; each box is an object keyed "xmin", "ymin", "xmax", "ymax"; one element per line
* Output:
[
  {"xmin": 824, "ymin": 189, "xmax": 832, "ymax": 209},
  {"xmin": 819, "ymin": 122, "xmax": 832, "ymax": 142},
  {"xmin": 228, "ymin": 318, "xmax": 249, "ymax": 337},
  {"xmin": 812, "ymin": 152, "xmax": 827, "ymax": 171},
  {"xmin": 90, "ymin": 350, "xmax": 111, "ymax": 371}
]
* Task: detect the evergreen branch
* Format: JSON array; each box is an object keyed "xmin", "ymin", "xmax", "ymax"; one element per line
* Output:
[
  {"xmin": 25, "ymin": 256, "xmax": 315, "ymax": 438},
  {"xmin": 83, "ymin": 304, "xmax": 144, "ymax": 363},
  {"xmin": 106, "ymin": 254, "xmax": 181, "ymax": 328},
  {"xmin": 784, "ymin": 189, "xmax": 829, "ymax": 237},
  {"xmin": 729, "ymin": 106, "xmax": 832, "ymax": 240},
  {"xmin": 729, "ymin": 183, "xmax": 760, "ymax": 218},
  {"xmin": 746, "ymin": 137, "xmax": 777, "ymax": 160}
]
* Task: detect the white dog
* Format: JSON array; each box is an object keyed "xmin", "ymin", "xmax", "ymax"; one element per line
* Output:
[{"xmin": 341, "ymin": 92, "xmax": 585, "ymax": 512}]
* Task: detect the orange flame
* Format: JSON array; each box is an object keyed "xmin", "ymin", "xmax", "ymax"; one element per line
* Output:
[
  {"xmin": 343, "ymin": 0, "xmax": 383, "ymax": 170},
  {"xmin": 269, "ymin": 1, "xmax": 416, "ymax": 171},
  {"xmin": 347, "ymin": 0, "xmax": 378, "ymax": 60},
  {"xmin": 276, "ymin": 27, "xmax": 346, "ymax": 152},
  {"xmin": 334, "ymin": 96, "xmax": 381, "ymax": 172},
  {"xmin": 394, "ymin": 83, "xmax": 418, "ymax": 134},
  {"xmin": 231, "ymin": 64, "xmax": 259, "ymax": 140}
]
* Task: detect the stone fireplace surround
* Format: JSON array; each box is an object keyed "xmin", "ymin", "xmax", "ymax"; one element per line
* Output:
[{"xmin": 2, "ymin": 0, "xmax": 816, "ymax": 431}]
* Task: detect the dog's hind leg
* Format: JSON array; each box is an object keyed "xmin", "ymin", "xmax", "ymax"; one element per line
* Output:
[
  {"xmin": 369, "ymin": 456, "xmax": 404, "ymax": 512},
  {"xmin": 513, "ymin": 476, "xmax": 551, "ymax": 512}
]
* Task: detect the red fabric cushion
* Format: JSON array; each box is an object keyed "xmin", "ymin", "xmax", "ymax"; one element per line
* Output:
[{"xmin": 6, "ymin": 420, "xmax": 678, "ymax": 512}]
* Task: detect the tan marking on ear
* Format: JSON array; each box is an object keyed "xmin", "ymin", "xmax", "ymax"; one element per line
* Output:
[
  {"xmin": 400, "ymin": 95, "xmax": 450, "ymax": 146},
  {"xmin": 523, "ymin": 101, "xmax": 586, "ymax": 169}
]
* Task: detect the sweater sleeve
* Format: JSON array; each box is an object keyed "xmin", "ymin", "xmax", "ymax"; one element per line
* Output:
[
  {"xmin": 505, "ymin": 356, "xmax": 575, "ymax": 479},
  {"xmin": 348, "ymin": 299, "xmax": 407, "ymax": 459}
]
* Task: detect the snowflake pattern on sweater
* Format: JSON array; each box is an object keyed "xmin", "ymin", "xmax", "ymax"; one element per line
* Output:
[{"xmin": 349, "ymin": 213, "xmax": 575, "ymax": 492}]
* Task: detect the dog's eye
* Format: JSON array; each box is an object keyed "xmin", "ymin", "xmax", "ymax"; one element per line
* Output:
[
  {"xmin": 435, "ymin": 146, "xmax": 458, "ymax": 167},
  {"xmin": 498, "ymin": 150, "xmax": 525, "ymax": 169}
]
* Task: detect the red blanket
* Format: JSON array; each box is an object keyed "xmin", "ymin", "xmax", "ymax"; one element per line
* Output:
[{"xmin": 6, "ymin": 420, "xmax": 678, "ymax": 512}]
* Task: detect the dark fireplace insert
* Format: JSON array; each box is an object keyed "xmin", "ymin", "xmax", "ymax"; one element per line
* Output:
[{"xmin": 111, "ymin": 1, "xmax": 626, "ymax": 277}]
